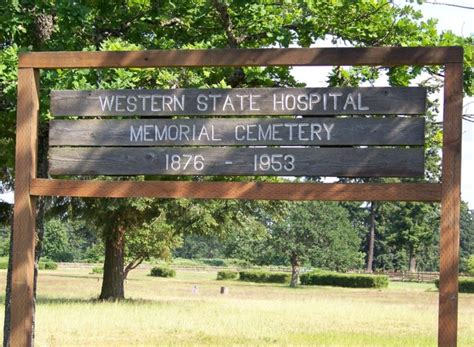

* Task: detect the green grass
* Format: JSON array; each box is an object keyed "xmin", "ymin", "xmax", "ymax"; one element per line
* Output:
[{"xmin": 0, "ymin": 268, "xmax": 473, "ymax": 346}]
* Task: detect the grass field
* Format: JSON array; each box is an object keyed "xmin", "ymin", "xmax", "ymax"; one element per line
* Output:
[{"xmin": 0, "ymin": 267, "xmax": 473, "ymax": 346}]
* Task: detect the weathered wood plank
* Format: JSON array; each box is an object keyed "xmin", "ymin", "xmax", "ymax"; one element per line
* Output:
[
  {"xmin": 50, "ymin": 87, "xmax": 426, "ymax": 116},
  {"xmin": 438, "ymin": 63, "xmax": 463, "ymax": 347},
  {"xmin": 48, "ymin": 147, "xmax": 424, "ymax": 177},
  {"xmin": 30, "ymin": 179, "xmax": 442, "ymax": 202},
  {"xmin": 11, "ymin": 68, "xmax": 38, "ymax": 347},
  {"xmin": 49, "ymin": 117, "xmax": 425, "ymax": 147},
  {"xmin": 18, "ymin": 47, "xmax": 463, "ymax": 69}
]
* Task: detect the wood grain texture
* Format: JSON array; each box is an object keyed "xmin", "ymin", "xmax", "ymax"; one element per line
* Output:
[
  {"xmin": 19, "ymin": 47, "xmax": 463, "ymax": 69},
  {"xmin": 11, "ymin": 68, "xmax": 39, "ymax": 347},
  {"xmin": 50, "ymin": 87, "xmax": 426, "ymax": 116},
  {"xmin": 49, "ymin": 118, "xmax": 425, "ymax": 147},
  {"xmin": 438, "ymin": 63, "xmax": 463, "ymax": 347},
  {"xmin": 48, "ymin": 147, "xmax": 424, "ymax": 177},
  {"xmin": 30, "ymin": 179, "xmax": 442, "ymax": 202}
]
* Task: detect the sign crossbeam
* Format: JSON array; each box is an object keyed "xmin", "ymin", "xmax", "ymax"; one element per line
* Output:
[
  {"xmin": 49, "ymin": 118, "xmax": 425, "ymax": 147},
  {"xmin": 50, "ymin": 87, "xmax": 426, "ymax": 116}
]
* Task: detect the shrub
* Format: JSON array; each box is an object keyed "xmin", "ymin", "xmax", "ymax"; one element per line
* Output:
[
  {"xmin": 37, "ymin": 261, "xmax": 58, "ymax": 270},
  {"xmin": 0, "ymin": 259, "xmax": 58, "ymax": 270},
  {"xmin": 150, "ymin": 266, "xmax": 176, "ymax": 278},
  {"xmin": 217, "ymin": 270, "xmax": 238, "ymax": 280},
  {"xmin": 434, "ymin": 277, "xmax": 474, "ymax": 293},
  {"xmin": 300, "ymin": 270, "xmax": 389, "ymax": 288},
  {"xmin": 239, "ymin": 270, "xmax": 290, "ymax": 284},
  {"xmin": 44, "ymin": 261, "xmax": 58, "ymax": 270},
  {"xmin": 91, "ymin": 267, "xmax": 103, "ymax": 274},
  {"xmin": 201, "ymin": 258, "xmax": 226, "ymax": 267},
  {"xmin": 467, "ymin": 255, "xmax": 474, "ymax": 276}
]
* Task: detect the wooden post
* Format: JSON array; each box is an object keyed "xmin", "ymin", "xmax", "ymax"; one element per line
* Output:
[
  {"xmin": 10, "ymin": 68, "xmax": 39, "ymax": 346},
  {"xmin": 438, "ymin": 62, "xmax": 463, "ymax": 347}
]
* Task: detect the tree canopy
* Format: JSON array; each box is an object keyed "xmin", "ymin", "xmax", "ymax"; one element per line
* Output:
[{"xmin": 0, "ymin": 0, "xmax": 473, "ymax": 301}]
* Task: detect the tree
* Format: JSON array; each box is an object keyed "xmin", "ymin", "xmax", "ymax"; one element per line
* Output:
[
  {"xmin": 385, "ymin": 202, "xmax": 439, "ymax": 272},
  {"xmin": 42, "ymin": 219, "xmax": 73, "ymax": 262},
  {"xmin": 270, "ymin": 201, "xmax": 363, "ymax": 287},
  {"xmin": 2, "ymin": 0, "xmax": 473, "ymax": 301}
]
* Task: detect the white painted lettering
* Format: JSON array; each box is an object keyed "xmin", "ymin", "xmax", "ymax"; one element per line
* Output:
[
  {"xmin": 155, "ymin": 125, "xmax": 167, "ymax": 141},
  {"xmin": 222, "ymin": 95, "xmax": 235, "ymax": 111},
  {"xmin": 197, "ymin": 94, "xmax": 208, "ymax": 111},
  {"xmin": 143, "ymin": 125, "xmax": 153, "ymax": 141},
  {"xmin": 209, "ymin": 94, "xmax": 221, "ymax": 111},
  {"xmin": 285, "ymin": 94, "xmax": 296, "ymax": 111},
  {"xmin": 130, "ymin": 125, "xmax": 143, "ymax": 142},
  {"xmin": 310, "ymin": 123, "xmax": 322, "ymax": 141},
  {"xmin": 309, "ymin": 93, "xmax": 321, "ymax": 110},
  {"xmin": 247, "ymin": 124, "xmax": 257, "ymax": 141},
  {"xmin": 297, "ymin": 95, "xmax": 308, "ymax": 111},
  {"xmin": 273, "ymin": 94, "xmax": 284, "ymax": 111},
  {"xmin": 198, "ymin": 126, "xmax": 210, "ymax": 141},
  {"xmin": 168, "ymin": 125, "xmax": 179, "ymax": 141},
  {"xmin": 284, "ymin": 123, "xmax": 298, "ymax": 140},
  {"xmin": 258, "ymin": 124, "xmax": 272, "ymax": 141},
  {"xmin": 323, "ymin": 123, "xmax": 335, "ymax": 140},
  {"xmin": 211, "ymin": 125, "xmax": 222, "ymax": 141},
  {"xmin": 99, "ymin": 95, "xmax": 115, "ymax": 112},
  {"xmin": 115, "ymin": 95, "xmax": 126, "ymax": 112},
  {"xmin": 236, "ymin": 94, "xmax": 249, "ymax": 111},
  {"xmin": 343, "ymin": 93, "xmax": 357, "ymax": 111},
  {"xmin": 126, "ymin": 96, "xmax": 137, "ymax": 112},
  {"xmin": 298, "ymin": 123, "xmax": 309, "ymax": 141},
  {"xmin": 179, "ymin": 125, "xmax": 190, "ymax": 141},
  {"xmin": 174, "ymin": 95, "xmax": 185, "ymax": 111},
  {"xmin": 250, "ymin": 94, "xmax": 261, "ymax": 111},
  {"xmin": 235, "ymin": 125, "xmax": 245, "ymax": 141},
  {"xmin": 137, "ymin": 95, "xmax": 150, "ymax": 110},
  {"xmin": 272, "ymin": 124, "xmax": 282, "ymax": 140},
  {"xmin": 162, "ymin": 95, "xmax": 173, "ymax": 111},
  {"xmin": 151, "ymin": 95, "xmax": 161, "ymax": 112},
  {"xmin": 329, "ymin": 92, "xmax": 343, "ymax": 110},
  {"xmin": 358, "ymin": 93, "xmax": 369, "ymax": 111}
]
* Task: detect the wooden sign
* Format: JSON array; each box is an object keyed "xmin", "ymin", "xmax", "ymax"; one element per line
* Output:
[
  {"xmin": 49, "ymin": 117, "xmax": 425, "ymax": 146},
  {"xmin": 49, "ymin": 147, "xmax": 424, "ymax": 177},
  {"xmin": 50, "ymin": 87, "xmax": 426, "ymax": 116}
]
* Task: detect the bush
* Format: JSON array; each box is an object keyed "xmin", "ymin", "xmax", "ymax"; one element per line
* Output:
[
  {"xmin": 150, "ymin": 266, "xmax": 176, "ymax": 278},
  {"xmin": 91, "ymin": 267, "xmax": 103, "ymax": 274},
  {"xmin": 467, "ymin": 255, "xmax": 474, "ymax": 276},
  {"xmin": 201, "ymin": 258, "xmax": 226, "ymax": 267},
  {"xmin": 239, "ymin": 270, "xmax": 290, "ymax": 284},
  {"xmin": 0, "ymin": 259, "xmax": 58, "ymax": 270},
  {"xmin": 434, "ymin": 277, "xmax": 474, "ymax": 293},
  {"xmin": 44, "ymin": 261, "xmax": 58, "ymax": 270},
  {"xmin": 37, "ymin": 261, "xmax": 58, "ymax": 270},
  {"xmin": 300, "ymin": 270, "xmax": 389, "ymax": 288},
  {"xmin": 217, "ymin": 270, "xmax": 238, "ymax": 280}
]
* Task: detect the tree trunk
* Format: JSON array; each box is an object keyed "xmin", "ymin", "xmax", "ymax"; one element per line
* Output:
[
  {"xmin": 290, "ymin": 253, "xmax": 300, "ymax": 288},
  {"xmin": 366, "ymin": 201, "xmax": 376, "ymax": 273},
  {"xmin": 99, "ymin": 226, "xmax": 125, "ymax": 300},
  {"xmin": 409, "ymin": 249, "xmax": 417, "ymax": 273}
]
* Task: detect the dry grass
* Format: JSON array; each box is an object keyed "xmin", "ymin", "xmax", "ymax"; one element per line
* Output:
[{"xmin": 0, "ymin": 267, "xmax": 473, "ymax": 346}]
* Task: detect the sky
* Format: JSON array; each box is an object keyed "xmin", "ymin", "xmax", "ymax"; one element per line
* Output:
[{"xmin": 292, "ymin": 0, "xmax": 474, "ymax": 208}]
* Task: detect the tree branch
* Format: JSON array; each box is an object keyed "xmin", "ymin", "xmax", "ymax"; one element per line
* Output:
[
  {"xmin": 424, "ymin": 1, "xmax": 474, "ymax": 10},
  {"xmin": 124, "ymin": 257, "xmax": 144, "ymax": 279}
]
